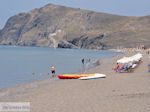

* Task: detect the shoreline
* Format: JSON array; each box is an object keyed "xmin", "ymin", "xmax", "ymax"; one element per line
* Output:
[
  {"xmin": 0, "ymin": 49, "xmax": 140, "ymax": 90},
  {"xmin": 0, "ymin": 48, "xmax": 122, "ymax": 90},
  {"xmin": 0, "ymin": 46, "xmax": 119, "ymax": 89}
]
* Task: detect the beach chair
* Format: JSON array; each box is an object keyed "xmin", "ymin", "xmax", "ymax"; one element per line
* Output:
[
  {"xmin": 114, "ymin": 66, "xmax": 125, "ymax": 72},
  {"xmin": 117, "ymin": 65, "xmax": 133, "ymax": 73},
  {"xmin": 124, "ymin": 65, "xmax": 133, "ymax": 72},
  {"xmin": 132, "ymin": 64, "xmax": 137, "ymax": 69}
]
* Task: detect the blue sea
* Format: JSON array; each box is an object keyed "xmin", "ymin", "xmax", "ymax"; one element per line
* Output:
[{"xmin": 0, "ymin": 45, "xmax": 119, "ymax": 88}]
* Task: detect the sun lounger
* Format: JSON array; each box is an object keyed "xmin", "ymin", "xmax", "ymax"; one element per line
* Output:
[
  {"xmin": 114, "ymin": 65, "xmax": 133, "ymax": 73},
  {"xmin": 132, "ymin": 64, "xmax": 137, "ymax": 69}
]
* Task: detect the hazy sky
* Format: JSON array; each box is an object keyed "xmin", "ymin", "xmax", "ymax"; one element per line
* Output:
[{"xmin": 0, "ymin": 0, "xmax": 150, "ymax": 29}]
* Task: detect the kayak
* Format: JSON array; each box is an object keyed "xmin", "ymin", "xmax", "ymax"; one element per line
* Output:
[
  {"xmin": 57, "ymin": 73, "xmax": 95, "ymax": 79},
  {"xmin": 79, "ymin": 73, "xmax": 106, "ymax": 80}
]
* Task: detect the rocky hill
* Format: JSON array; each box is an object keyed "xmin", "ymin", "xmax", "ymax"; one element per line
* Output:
[{"xmin": 0, "ymin": 4, "xmax": 150, "ymax": 49}]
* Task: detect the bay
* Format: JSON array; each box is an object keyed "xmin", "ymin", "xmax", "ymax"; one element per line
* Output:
[{"xmin": 0, "ymin": 45, "xmax": 119, "ymax": 88}]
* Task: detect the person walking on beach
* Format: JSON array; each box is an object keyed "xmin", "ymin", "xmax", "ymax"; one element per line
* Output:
[
  {"xmin": 51, "ymin": 66, "xmax": 56, "ymax": 78},
  {"xmin": 82, "ymin": 58, "xmax": 85, "ymax": 73},
  {"xmin": 116, "ymin": 63, "xmax": 120, "ymax": 72}
]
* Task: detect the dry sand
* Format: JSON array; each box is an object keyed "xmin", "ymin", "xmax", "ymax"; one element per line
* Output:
[{"xmin": 0, "ymin": 51, "xmax": 150, "ymax": 112}]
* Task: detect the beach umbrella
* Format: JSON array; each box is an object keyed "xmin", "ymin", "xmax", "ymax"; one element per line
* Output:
[
  {"xmin": 117, "ymin": 53, "xmax": 143, "ymax": 64},
  {"xmin": 117, "ymin": 57, "xmax": 131, "ymax": 64},
  {"xmin": 130, "ymin": 53, "xmax": 142, "ymax": 62}
]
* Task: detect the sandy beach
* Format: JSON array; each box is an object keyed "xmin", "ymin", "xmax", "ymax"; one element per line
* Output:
[{"xmin": 0, "ymin": 50, "xmax": 150, "ymax": 112}]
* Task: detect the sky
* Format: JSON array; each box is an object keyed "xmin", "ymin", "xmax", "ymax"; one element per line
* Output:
[{"xmin": 0, "ymin": 0, "xmax": 150, "ymax": 29}]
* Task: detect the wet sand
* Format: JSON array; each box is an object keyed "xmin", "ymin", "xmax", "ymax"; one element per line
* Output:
[{"xmin": 0, "ymin": 51, "xmax": 150, "ymax": 112}]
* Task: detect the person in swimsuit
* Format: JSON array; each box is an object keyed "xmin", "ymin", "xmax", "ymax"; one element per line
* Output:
[{"xmin": 51, "ymin": 66, "xmax": 56, "ymax": 78}]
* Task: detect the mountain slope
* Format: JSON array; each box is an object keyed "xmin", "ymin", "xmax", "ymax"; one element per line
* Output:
[{"xmin": 0, "ymin": 4, "xmax": 150, "ymax": 49}]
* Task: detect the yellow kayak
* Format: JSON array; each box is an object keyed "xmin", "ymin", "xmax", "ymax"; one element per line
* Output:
[{"xmin": 58, "ymin": 73, "xmax": 95, "ymax": 79}]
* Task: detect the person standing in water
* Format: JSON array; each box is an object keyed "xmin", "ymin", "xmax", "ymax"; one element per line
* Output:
[{"xmin": 51, "ymin": 66, "xmax": 56, "ymax": 78}]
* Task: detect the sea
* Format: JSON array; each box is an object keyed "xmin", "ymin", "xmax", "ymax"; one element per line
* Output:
[{"xmin": 0, "ymin": 45, "xmax": 120, "ymax": 89}]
